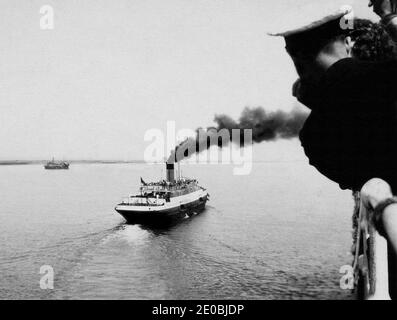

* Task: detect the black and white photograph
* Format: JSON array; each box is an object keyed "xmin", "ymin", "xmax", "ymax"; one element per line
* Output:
[{"xmin": 1, "ymin": 0, "xmax": 397, "ymax": 307}]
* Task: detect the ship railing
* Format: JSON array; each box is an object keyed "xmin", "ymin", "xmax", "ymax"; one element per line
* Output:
[
  {"xmin": 140, "ymin": 182, "xmax": 197, "ymax": 193},
  {"xmin": 351, "ymin": 179, "xmax": 394, "ymax": 300},
  {"xmin": 121, "ymin": 197, "xmax": 166, "ymax": 207}
]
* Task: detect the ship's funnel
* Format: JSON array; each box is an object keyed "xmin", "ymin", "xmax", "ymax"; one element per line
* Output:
[{"xmin": 166, "ymin": 163, "xmax": 175, "ymax": 183}]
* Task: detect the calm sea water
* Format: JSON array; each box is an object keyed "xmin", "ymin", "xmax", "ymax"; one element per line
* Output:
[{"xmin": 0, "ymin": 162, "xmax": 355, "ymax": 300}]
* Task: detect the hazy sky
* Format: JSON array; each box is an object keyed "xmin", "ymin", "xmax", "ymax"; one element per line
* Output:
[{"xmin": 0, "ymin": 0, "xmax": 375, "ymax": 160}]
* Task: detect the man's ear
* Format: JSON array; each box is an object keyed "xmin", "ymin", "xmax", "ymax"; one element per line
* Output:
[{"xmin": 345, "ymin": 36, "xmax": 355, "ymax": 56}]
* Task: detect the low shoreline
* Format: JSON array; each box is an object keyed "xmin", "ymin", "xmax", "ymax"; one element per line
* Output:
[
  {"xmin": 0, "ymin": 160, "xmax": 146, "ymax": 166},
  {"xmin": 0, "ymin": 161, "xmax": 32, "ymax": 166}
]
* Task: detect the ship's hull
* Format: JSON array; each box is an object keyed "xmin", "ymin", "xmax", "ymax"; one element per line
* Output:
[
  {"xmin": 44, "ymin": 165, "xmax": 69, "ymax": 170},
  {"xmin": 115, "ymin": 196, "xmax": 208, "ymax": 225},
  {"xmin": 44, "ymin": 162, "xmax": 69, "ymax": 170}
]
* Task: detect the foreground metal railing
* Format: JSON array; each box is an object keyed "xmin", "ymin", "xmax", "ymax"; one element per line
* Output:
[{"xmin": 352, "ymin": 179, "xmax": 391, "ymax": 300}]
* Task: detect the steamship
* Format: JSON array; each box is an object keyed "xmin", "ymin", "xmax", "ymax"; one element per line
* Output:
[
  {"xmin": 115, "ymin": 163, "xmax": 209, "ymax": 224},
  {"xmin": 44, "ymin": 158, "xmax": 69, "ymax": 170}
]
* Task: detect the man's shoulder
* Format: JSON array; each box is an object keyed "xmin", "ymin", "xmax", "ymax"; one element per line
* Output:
[
  {"xmin": 325, "ymin": 57, "xmax": 397, "ymax": 82},
  {"xmin": 320, "ymin": 57, "xmax": 397, "ymax": 105},
  {"xmin": 325, "ymin": 58, "xmax": 371, "ymax": 80}
]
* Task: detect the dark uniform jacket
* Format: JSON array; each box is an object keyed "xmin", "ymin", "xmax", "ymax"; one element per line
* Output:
[{"xmin": 299, "ymin": 58, "xmax": 397, "ymax": 192}]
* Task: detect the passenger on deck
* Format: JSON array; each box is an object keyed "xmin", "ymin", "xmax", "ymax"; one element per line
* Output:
[{"xmin": 276, "ymin": 0, "xmax": 397, "ymax": 287}]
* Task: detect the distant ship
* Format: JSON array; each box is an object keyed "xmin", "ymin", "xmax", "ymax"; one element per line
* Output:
[
  {"xmin": 44, "ymin": 158, "xmax": 70, "ymax": 170},
  {"xmin": 115, "ymin": 162, "xmax": 209, "ymax": 224}
]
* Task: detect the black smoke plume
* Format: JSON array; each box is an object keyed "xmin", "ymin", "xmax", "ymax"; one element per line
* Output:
[{"xmin": 168, "ymin": 107, "xmax": 308, "ymax": 163}]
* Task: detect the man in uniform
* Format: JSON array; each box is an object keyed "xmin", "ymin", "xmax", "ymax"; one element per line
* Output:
[{"xmin": 274, "ymin": 0, "xmax": 397, "ymax": 296}]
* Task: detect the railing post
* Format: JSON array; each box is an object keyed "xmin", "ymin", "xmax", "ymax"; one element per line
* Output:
[{"xmin": 360, "ymin": 178, "xmax": 392, "ymax": 300}]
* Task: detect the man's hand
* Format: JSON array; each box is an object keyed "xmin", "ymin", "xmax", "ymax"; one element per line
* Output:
[
  {"xmin": 361, "ymin": 178, "xmax": 393, "ymax": 209},
  {"xmin": 369, "ymin": 0, "xmax": 397, "ymax": 18}
]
